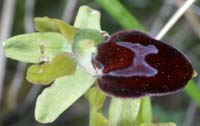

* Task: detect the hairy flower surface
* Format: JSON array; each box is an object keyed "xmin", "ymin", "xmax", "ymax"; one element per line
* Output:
[{"xmin": 92, "ymin": 30, "xmax": 193, "ymax": 98}]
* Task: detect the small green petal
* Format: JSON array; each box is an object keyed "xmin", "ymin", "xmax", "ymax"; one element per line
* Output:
[
  {"xmin": 35, "ymin": 17, "xmax": 79, "ymax": 43},
  {"xmin": 34, "ymin": 17, "xmax": 60, "ymax": 32},
  {"xmin": 26, "ymin": 52, "xmax": 76, "ymax": 85}
]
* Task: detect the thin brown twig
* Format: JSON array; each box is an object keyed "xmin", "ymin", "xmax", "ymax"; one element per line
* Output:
[
  {"xmin": 62, "ymin": 0, "xmax": 79, "ymax": 23},
  {"xmin": 150, "ymin": 0, "xmax": 175, "ymax": 36},
  {"xmin": 156, "ymin": 0, "xmax": 196, "ymax": 40},
  {"xmin": 19, "ymin": 85, "xmax": 42, "ymax": 114},
  {"xmin": 8, "ymin": 0, "xmax": 39, "ymax": 111},
  {"xmin": 0, "ymin": 0, "xmax": 17, "ymax": 107},
  {"xmin": 185, "ymin": 10, "xmax": 200, "ymax": 38},
  {"xmin": 24, "ymin": 0, "xmax": 35, "ymax": 33},
  {"xmin": 176, "ymin": 0, "xmax": 200, "ymax": 38},
  {"xmin": 190, "ymin": 4, "xmax": 200, "ymax": 17},
  {"xmin": 7, "ymin": 63, "xmax": 27, "ymax": 110},
  {"xmin": 7, "ymin": 0, "xmax": 36, "ymax": 110},
  {"xmin": 184, "ymin": 102, "xmax": 197, "ymax": 126}
]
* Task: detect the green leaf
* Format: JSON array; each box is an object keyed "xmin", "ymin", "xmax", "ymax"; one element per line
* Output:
[
  {"xmin": 96, "ymin": 0, "xmax": 145, "ymax": 30},
  {"xmin": 26, "ymin": 52, "xmax": 76, "ymax": 85},
  {"xmin": 139, "ymin": 122, "xmax": 176, "ymax": 126},
  {"xmin": 184, "ymin": 80, "xmax": 200, "ymax": 106},
  {"xmin": 34, "ymin": 17, "xmax": 60, "ymax": 32},
  {"xmin": 35, "ymin": 67, "xmax": 96, "ymax": 123},
  {"xmin": 85, "ymin": 87, "xmax": 111, "ymax": 126},
  {"xmin": 109, "ymin": 97, "xmax": 141, "ymax": 126},
  {"xmin": 4, "ymin": 32, "xmax": 70, "ymax": 63},
  {"xmin": 135, "ymin": 97, "xmax": 152, "ymax": 124},
  {"xmin": 35, "ymin": 17, "xmax": 79, "ymax": 43},
  {"xmin": 74, "ymin": 6, "xmax": 101, "ymax": 30},
  {"xmin": 72, "ymin": 29, "xmax": 103, "ymax": 75}
]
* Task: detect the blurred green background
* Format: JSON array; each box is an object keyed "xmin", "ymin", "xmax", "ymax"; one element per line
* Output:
[{"xmin": 0, "ymin": 0, "xmax": 200, "ymax": 126}]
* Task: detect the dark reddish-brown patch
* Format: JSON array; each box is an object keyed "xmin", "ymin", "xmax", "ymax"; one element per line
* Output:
[{"xmin": 92, "ymin": 30, "xmax": 193, "ymax": 98}]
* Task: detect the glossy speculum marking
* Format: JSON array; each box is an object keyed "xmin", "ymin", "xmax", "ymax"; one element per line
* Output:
[
  {"xmin": 109, "ymin": 42, "xmax": 158, "ymax": 77},
  {"xmin": 92, "ymin": 30, "xmax": 194, "ymax": 98}
]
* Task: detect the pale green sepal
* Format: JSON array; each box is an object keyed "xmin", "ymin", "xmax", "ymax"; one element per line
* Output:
[
  {"xmin": 4, "ymin": 32, "xmax": 70, "ymax": 63},
  {"xmin": 35, "ymin": 66, "xmax": 96, "ymax": 123}
]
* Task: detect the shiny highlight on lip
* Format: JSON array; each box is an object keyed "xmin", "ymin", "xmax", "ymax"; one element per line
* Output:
[{"xmin": 109, "ymin": 42, "xmax": 158, "ymax": 77}]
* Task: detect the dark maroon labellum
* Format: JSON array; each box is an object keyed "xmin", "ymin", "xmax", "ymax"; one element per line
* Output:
[{"xmin": 92, "ymin": 30, "xmax": 194, "ymax": 98}]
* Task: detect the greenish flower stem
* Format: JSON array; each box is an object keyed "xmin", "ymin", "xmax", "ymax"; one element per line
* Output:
[
  {"xmin": 135, "ymin": 97, "xmax": 152, "ymax": 124},
  {"xmin": 108, "ymin": 97, "xmax": 141, "ymax": 126},
  {"xmin": 85, "ymin": 87, "xmax": 111, "ymax": 126}
]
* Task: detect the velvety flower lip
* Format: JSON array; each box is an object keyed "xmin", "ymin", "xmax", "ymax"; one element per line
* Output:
[
  {"xmin": 108, "ymin": 42, "xmax": 158, "ymax": 77},
  {"xmin": 92, "ymin": 30, "xmax": 194, "ymax": 98}
]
